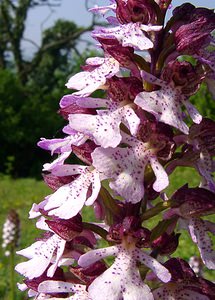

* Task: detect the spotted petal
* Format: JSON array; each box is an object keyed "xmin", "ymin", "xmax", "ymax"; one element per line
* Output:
[
  {"xmin": 93, "ymin": 23, "xmax": 161, "ymax": 50},
  {"xmin": 69, "ymin": 106, "xmax": 140, "ymax": 148},
  {"xmin": 134, "ymin": 248, "xmax": 171, "ymax": 283},
  {"xmin": 153, "ymin": 284, "xmax": 209, "ymax": 300},
  {"xmin": 135, "ymin": 88, "xmax": 189, "ymax": 134},
  {"xmin": 43, "ymin": 169, "xmax": 101, "ymax": 219},
  {"xmin": 89, "ymin": 3, "xmax": 117, "ymax": 16},
  {"xmin": 15, "ymin": 236, "xmax": 66, "ymax": 279},
  {"xmin": 38, "ymin": 281, "xmax": 89, "ymax": 300},
  {"xmin": 92, "ymin": 136, "xmax": 168, "ymax": 203},
  {"xmin": 38, "ymin": 133, "xmax": 86, "ymax": 155},
  {"xmin": 66, "ymin": 56, "xmax": 120, "ymax": 96},
  {"xmin": 79, "ymin": 246, "xmax": 153, "ymax": 300},
  {"xmin": 188, "ymin": 218, "xmax": 215, "ymax": 269}
]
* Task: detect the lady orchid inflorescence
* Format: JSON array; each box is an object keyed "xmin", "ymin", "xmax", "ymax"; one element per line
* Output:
[{"xmin": 16, "ymin": 1, "xmax": 215, "ymax": 299}]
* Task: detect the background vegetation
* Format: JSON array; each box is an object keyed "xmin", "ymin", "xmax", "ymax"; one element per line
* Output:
[{"xmin": 0, "ymin": 0, "xmax": 96, "ymax": 177}]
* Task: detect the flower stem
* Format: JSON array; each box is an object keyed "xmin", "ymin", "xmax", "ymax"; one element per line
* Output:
[
  {"xmin": 9, "ymin": 246, "xmax": 15, "ymax": 300},
  {"xmin": 141, "ymin": 201, "xmax": 171, "ymax": 221},
  {"xmin": 82, "ymin": 222, "xmax": 108, "ymax": 241}
]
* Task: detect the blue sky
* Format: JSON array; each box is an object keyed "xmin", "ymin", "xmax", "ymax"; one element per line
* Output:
[{"xmin": 24, "ymin": 0, "xmax": 214, "ymax": 56}]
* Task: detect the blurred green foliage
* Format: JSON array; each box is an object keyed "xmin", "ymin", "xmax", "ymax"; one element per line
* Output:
[
  {"xmin": 190, "ymin": 83, "xmax": 215, "ymax": 121},
  {"xmin": 0, "ymin": 17, "xmax": 95, "ymax": 177}
]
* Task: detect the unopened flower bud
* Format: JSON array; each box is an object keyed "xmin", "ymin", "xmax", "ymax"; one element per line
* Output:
[{"xmin": 116, "ymin": 0, "xmax": 157, "ymax": 24}]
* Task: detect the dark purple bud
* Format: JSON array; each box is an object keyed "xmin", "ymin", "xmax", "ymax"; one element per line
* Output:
[
  {"xmin": 107, "ymin": 223, "xmax": 122, "ymax": 243},
  {"xmin": 161, "ymin": 60, "xmax": 204, "ymax": 96},
  {"xmin": 58, "ymin": 103, "xmax": 96, "ymax": 120},
  {"xmin": 134, "ymin": 227, "xmax": 151, "ymax": 248},
  {"xmin": 116, "ymin": 0, "xmax": 157, "ymax": 24},
  {"xmin": 71, "ymin": 261, "xmax": 107, "ymax": 285},
  {"xmin": 171, "ymin": 185, "xmax": 215, "ymax": 217},
  {"xmin": 96, "ymin": 36, "xmax": 120, "ymax": 48},
  {"xmin": 72, "ymin": 140, "xmax": 97, "ymax": 165},
  {"xmin": 81, "ymin": 261, "xmax": 107, "ymax": 277},
  {"xmin": 172, "ymin": 3, "xmax": 195, "ymax": 31},
  {"xmin": 164, "ymin": 258, "xmax": 196, "ymax": 282},
  {"xmin": 175, "ymin": 8, "xmax": 215, "ymax": 54},
  {"xmin": 197, "ymin": 277, "xmax": 215, "ymax": 300},
  {"xmin": 95, "ymin": 36, "xmax": 140, "ymax": 78},
  {"xmin": 107, "ymin": 216, "xmax": 140, "ymax": 242},
  {"xmin": 43, "ymin": 173, "xmax": 77, "ymax": 191},
  {"xmin": 172, "ymin": 3, "xmax": 195, "ymax": 20},
  {"xmin": 189, "ymin": 118, "xmax": 215, "ymax": 156},
  {"xmin": 73, "ymin": 236, "xmax": 94, "ymax": 249},
  {"xmin": 151, "ymin": 232, "xmax": 180, "ymax": 255},
  {"xmin": 107, "ymin": 76, "xmax": 143, "ymax": 103},
  {"xmin": 120, "ymin": 216, "xmax": 141, "ymax": 235},
  {"xmin": 46, "ymin": 214, "xmax": 83, "ymax": 241},
  {"xmin": 108, "ymin": 216, "xmax": 151, "ymax": 247},
  {"xmin": 164, "ymin": 258, "xmax": 215, "ymax": 298},
  {"xmin": 137, "ymin": 119, "xmax": 175, "ymax": 161}
]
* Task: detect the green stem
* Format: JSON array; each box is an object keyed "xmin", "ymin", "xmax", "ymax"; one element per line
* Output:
[
  {"xmin": 9, "ymin": 246, "xmax": 15, "ymax": 300},
  {"xmin": 100, "ymin": 187, "xmax": 121, "ymax": 216},
  {"xmin": 82, "ymin": 222, "xmax": 108, "ymax": 241},
  {"xmin": 141, "ymin": 201, "xmax": 171, "ymax": 222}
]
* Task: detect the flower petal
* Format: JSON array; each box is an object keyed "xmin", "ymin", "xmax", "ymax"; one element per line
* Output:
[
  {"xmin": 44, "ymin": 170, "xmax": 101, "ymax": 219},
  {"xmin": 134, "ymin": 248, "xmax": 171, "ymax": 282},
  {"xmin": 188, "ymin": 218, "xmax": 215, "ymax": 269},
  {"xmin": 66, "ymin": 56, "xmax": 119, "ymax": 96},
  {"xmin": 153, "ymin": 284, "xmax": 209, "ymax": 300},
  {"xmin": 69, "ymin": 107, "xmax": 140, "ymax": 148},
  {"xmin": 183, "ymin": 101, "xmax": 202, "ymax": 124},
  {"xmin": 92, "ymin": 147, "xmax": 146, "ymax": 203},
  {"xmin": 69, "ymin": 112, "xmax": 122, "ymax": 148},
  {"xmin": 135, "ymin": 89, "xmax": 189, "ymax": 134},
  {"xmin": 16, "ymin": 235, "xmax": 66, "ymax": 279},
  {"xmin": 150, "ymin": 156, "xmax": 169, "ymax": 192},
  {"xmin": 78, "ymin": 245, "xmax": 118, "ymax": 268},
  {"xmin": 93, "ymin": 23, "xmax": 161, "ymax": 50},
  {"xmin": 87, "ymin": 247, "xmax": 154, "ymax": 300},
  {"xmin": 43, "ymin": 151, "xmax": 72, "ymax": 172}
]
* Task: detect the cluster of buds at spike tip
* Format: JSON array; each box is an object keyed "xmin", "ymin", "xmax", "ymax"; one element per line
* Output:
[
  {"xmin": 16, "ymin": 1, "xmax": 215, "ymax": 299},
  {"xmin": 2, "ymin": 209, "xmax": 20, "ymax": 256}
]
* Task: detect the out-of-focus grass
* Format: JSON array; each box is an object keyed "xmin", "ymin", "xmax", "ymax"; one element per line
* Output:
[
  {"xmin": 0, "ymin": 167, "xmax": 214, "ymax": 299},
  {"xmin": 0, "ymin": 175, "xmax": 50, "ymax": 300}
]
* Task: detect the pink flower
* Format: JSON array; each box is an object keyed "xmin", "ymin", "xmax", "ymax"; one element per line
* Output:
[
  {"xmin": 93, "ymin": 22, "xmax": 162, "ymax": 51},
  {"xmin": 135, "ymin": 68, "xmax": 202, "ymax": 134},
  {"xmin": 92, "ymin": 132, "xmax": 169, "ymax": 203},
  {"xmin": 78, "ymin": 239, "xmax": 171, "ymax": 300},
  {"xmin": 68, "ymin": 103, "xmax": 140, "ymax": 148},
  {"xmin": 66, "ymin": 55, "xmax": 120, "ymax": 96},
  {"xmin": 39, "ymin": 165, "xmax": 101, "ymax": 219},
  {"xmin": 15, "ymin": 218, "xmax": 67, "ymax": 279}
]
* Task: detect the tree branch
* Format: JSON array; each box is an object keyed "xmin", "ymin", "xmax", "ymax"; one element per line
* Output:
[{"xmin": 27, "ymin": 25, "xmax": 94, "ymax": 75}]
